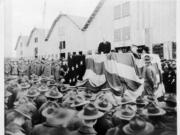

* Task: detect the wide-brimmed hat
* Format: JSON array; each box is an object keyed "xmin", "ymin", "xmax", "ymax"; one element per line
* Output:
[
  {"xmin": 61, "ymin": 85, "xmax": 76, "ymax": 92},
  {"xmin": 20, "ymin": 82, "xmax": 30, "ymax": 89},
  {"xmin": 123, "ymin": 116, "xmax": 154, "ymax": 135},
  {"xmin": 46, "ymin": 107, "xmax": 75, "ymax": 126},
  {"xmin": 78, "ymin": 103, "xmax": 104, "ymax": 120},
  {"xmin": 38, "ymin": 85, "xmax": 49, "ymax": 92},
  {"xmin": 144, "ymin": 95, "xmax": 156, "ymax": 103},
  {"xmin": 14, "ymin": 104, "xmax": 32, "ymax": 119},
  {"xmin": 39, "ymin": 101, "xmax": 60, "ymax": 113},
  {"xmin": 47, "ymin": 80, "xmax": 57, "ymax": 87},
  {"xmin": 162, "ymin": 94, "xmax": 176, "ymax": 110},
  {"xmin": 42, "ymin": 106, "xmax": 58, "ymax": 118},
  {"xmin": 45, "ymin": 87, "xmax": 63, "ymax": 99},
  {"xmin": 40, "ymin": 78, "xmax": 48, "ymax": 84},
  {"xmin": 142, "ymin": 103, "xmax": 166, "ymax": 116},
  {"xmin": 26, "ymin": 88, "xmax": 40, "ymax": 98},
  {"xmin": 94, "ymin": 98, "xmax": 112, "ymax": 112},
  {"xmin": 31, "ymin": 77, "xmax": 40, "ymax": 83},
  {"xmin": 114, "ymin": 105, "xmax": 135, "ymax": 120},
  {"xmin": 119, "ymin": 96, "xmax": 135, "ymax": 105},
  {"xmin": 136, "ymin": 96, "xmax": 148, "ymax": 105},
  {"xmin": 101, "ymin": 88, "xmax": 111, "ymax": 91},
  {"xmin": 71, "ymin": 96, "xmax": 89, "ymax": 108},
  {"xmin": 14, "ymin": 97, "xmax": 29, "ymax": 107}
]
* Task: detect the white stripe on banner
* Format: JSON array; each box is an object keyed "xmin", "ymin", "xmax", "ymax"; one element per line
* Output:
[
  {"xmin": 86, "ymin": 54, "xmax": 107, "ymax": 63},
  {"xmin": 104, "ymin": 60, "xmax": 143, "ymax": 84},
  {"xmin": 83, "ymin": 69, "xmax": 106, "ymax": 87}
]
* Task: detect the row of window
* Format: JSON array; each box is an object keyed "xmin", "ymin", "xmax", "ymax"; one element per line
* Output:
[
  {"xmin": 114, "ymin": 2, "xmax": 130, "ymax": 20},
  {"xmin": 114, "ymin": 26, "xmax": 130, "ymax": 42}
]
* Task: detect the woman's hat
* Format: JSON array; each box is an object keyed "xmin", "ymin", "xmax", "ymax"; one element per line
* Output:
[
  {"xmin": 46, "ymin": 107, "xmax": 75, "ymax": 126},
  {"xmin": 113, "ymin": 105, "xmax": 135, "ymax": 120},
  {"xmin": 142, "ymin": 103, "xmax": 166, "ymax": 116},
  {"xmin": 45, "ymin": 87, "xmax": 63, "ymax": 99},
  {"xmin": 78, "ymin": 103, "xmax": 104, "ymax": 120},
  {"xmin": 26, "ymin": 88, "xmax": 40, "ymax": 98},
  {"xmin": 71, "ymin": 96, "xmax": 89, "ymax": 108},
  {"xmin": 94, "ymin": 98, "xmax": 112, "ymax": 112},
  {"xmin": 123, "ymin": 116, "xmax": 154, "ymax": 135}
]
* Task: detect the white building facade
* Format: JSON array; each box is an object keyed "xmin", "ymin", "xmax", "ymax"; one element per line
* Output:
[
  {"xmin": 14, "ymin": 36, "xmax": 28, "ymax": 58},
  {"xmin": 15, "ymin": 0, "xmax": 176, "ymax": 59},
  {"xmin": 83, "ymin": 0, "xmax": 176, "ymax": 57},
  {"xmin": 25, "ymin": 28, "xmax": 47, "ymax": 59},
  {"xmin": 43, "ymin": 14, "xmax": 86, "ymax": 59}
]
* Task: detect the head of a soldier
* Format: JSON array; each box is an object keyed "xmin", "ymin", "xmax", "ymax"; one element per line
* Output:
[{"xmin": 144, "ymin": 55, "xmax": 152, "ymax": 66}]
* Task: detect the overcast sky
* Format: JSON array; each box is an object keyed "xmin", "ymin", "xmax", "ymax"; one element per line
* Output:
[{"xmin": 4, "ymin": 0, "xmax": 100, "ymax": 57}]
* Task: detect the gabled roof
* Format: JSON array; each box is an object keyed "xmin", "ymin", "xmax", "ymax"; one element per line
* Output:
[
  {"xmin": 26, "ymin": 27, "xmax": 46, "ymax": 46},
  {"xmin": 14, "ymin": 35, "xmax": 28, "ymax": 50},
  {"xmin": 82, "ymin": 0, "xmax": 106, "ymax": 31},
  {"xmin": 45, "ymin": 14, "xmax": 87, "ymax": 41}
]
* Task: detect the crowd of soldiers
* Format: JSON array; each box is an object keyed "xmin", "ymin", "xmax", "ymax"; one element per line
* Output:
[
  {"xmin": 4, "ymin": 53, "xmax": 86, "ymax": 86},
  {"xmin": 4, "ymin": 53, "xmax": 177, "ymax": 135}
]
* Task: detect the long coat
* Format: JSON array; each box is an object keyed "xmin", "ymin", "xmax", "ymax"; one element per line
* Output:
[
  {"xmin": 54, "ymin": 63, "xmax": 61, "ymax": 81},
  {"xmin": 41, "ymin": 63, "xmax": 51, "ymax": 77},
  {"xmin": 31, "ymin": 122, "xmax": 71, "ymax": 135},
  {"xmin": 142, "ymin": 65, "xmax": 157, "ymax": 96},
  {"xmin": 11, "ymin": 64, "xmax": 18, "ymax": 75}
]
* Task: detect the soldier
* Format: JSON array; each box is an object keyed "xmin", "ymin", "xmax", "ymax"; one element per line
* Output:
[
  {"xmin": 5, "ymin": 61, "xmax": 12, "ymax": 77},
  {"xmin": 18, "ymin": 60, "xmax": 27, "ymax": 77},
  {"xmin": 54, "ymin": 61, "xmax": 61, "ymax": 82},
  {"xmin": 11, "ymin": 61, "xmax": 19, "ymax": 76},
  {"xmin": 41, "ymin": 60, "xmax": 51, "ymax": 77}
]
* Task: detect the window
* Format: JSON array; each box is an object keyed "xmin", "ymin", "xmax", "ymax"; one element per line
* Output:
[
  {"xmin": 59, "ymin": 41, "xmax": 66, "ymax": 49},
  {"xmin": 114, "ymin": 2, "xmax": 130, "ymax": 20},
  {"xmin": 122, "ymin": 27, "xmax": 130, "ymax": 41},
  {"xmin": 122, "ymin": 2, "xmax": 130, "ymax": 17},
  {"xmin": 35, "ymin": 37, "xmax": 38, "ymax": 43},
  {"xmin": 114, "ymin": 28, "xmax": 122, "ymax": 42},
  {"xmin": 114, "ymin": 5, "xmax": 121, "ymax": 19}
]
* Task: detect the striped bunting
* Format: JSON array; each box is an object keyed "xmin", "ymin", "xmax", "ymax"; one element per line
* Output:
[{"xmin": 83, "ymin": 53, "xmax": 143, "ymax": 92}]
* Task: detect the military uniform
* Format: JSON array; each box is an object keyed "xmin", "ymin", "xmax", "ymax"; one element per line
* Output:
[
  {"xmin": 5, "ymin": 62, "xmax": 12, "ymax": 76},
  {"xmin": 41, "ymin": 62, "xmax": 51, "ymax": 77},
  {"xmin": 11, "ymin": 62, "xmax": 19, "ymax": 76},
  {"xmin": 54, "ymin": 62, "xmax": 61, "ymax": 82}
]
